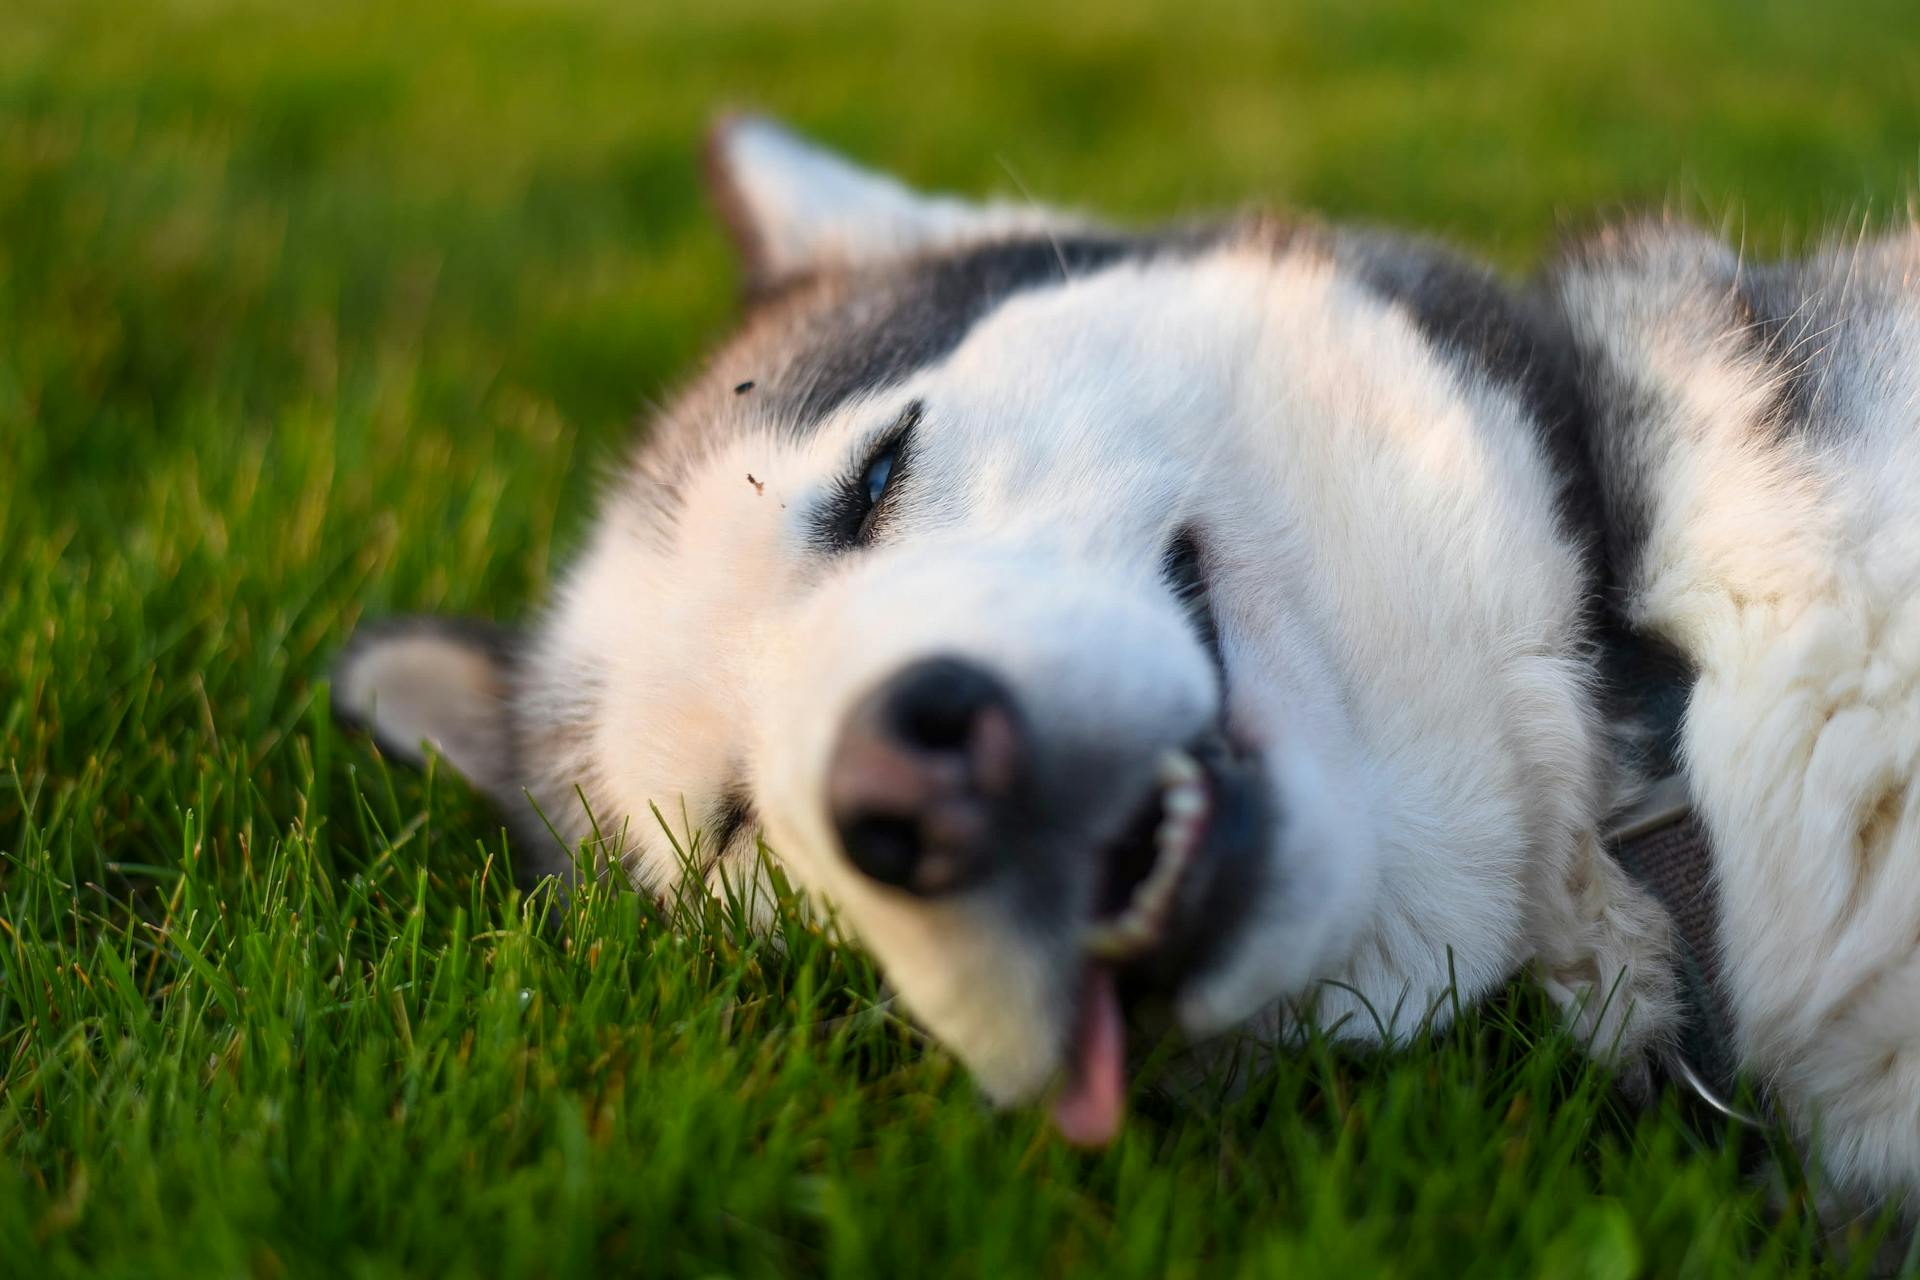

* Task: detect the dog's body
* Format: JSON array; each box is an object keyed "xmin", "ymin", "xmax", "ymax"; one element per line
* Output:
[
  {"xmin": 1552, "ymin": 225, "xmax": 1920, "ymax": 1203},
  {"xmin": 335, "ymin": 121, "xmax": 1920, "ymax": 1207}
]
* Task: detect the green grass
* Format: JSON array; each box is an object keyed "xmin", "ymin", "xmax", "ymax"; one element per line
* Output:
[{"xmin": 4, "ymin": 0, "xmax": 1920, "ymax": 1273}]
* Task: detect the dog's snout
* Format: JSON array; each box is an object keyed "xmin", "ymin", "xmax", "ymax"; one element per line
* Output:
[{"xmin": 827, "ymin": 657, "xmax": 1024, "ymax": 896}]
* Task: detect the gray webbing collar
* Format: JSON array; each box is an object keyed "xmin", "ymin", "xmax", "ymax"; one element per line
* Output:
[{"xmin": 1602, "ymin": 777, "xmax": 1762, "ymax": 1126}]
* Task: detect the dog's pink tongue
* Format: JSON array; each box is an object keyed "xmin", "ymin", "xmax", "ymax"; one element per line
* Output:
[{"xmin": 1050, "ymin": 965, "xmax": 1126, "ymax": 1146}]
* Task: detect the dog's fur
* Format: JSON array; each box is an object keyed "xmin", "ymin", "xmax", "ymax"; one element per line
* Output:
[
  {"xmin": 334, "ymin": 120, "xmax": 1920, "ymax": 1208},
  {"xmin": 1550, "ymin": 223, "xmax": 1920, "ymax": 1205}
]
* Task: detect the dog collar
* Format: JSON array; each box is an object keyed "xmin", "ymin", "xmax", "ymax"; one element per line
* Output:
[{"xmin": 1603, "ymin": 776, "xmax": 1761, "ymax": 1125}]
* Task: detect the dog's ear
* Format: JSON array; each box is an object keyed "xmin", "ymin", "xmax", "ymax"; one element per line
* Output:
[
  {"xmin": 331, "ymin": 618, "xmax": 520, "ymax": 801},
  {"xmin": 703, "ymin": 114, "xmax": 1079, "ymax": 291}
]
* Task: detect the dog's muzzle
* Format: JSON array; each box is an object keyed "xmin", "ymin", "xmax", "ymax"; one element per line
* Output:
[{"xmin": 824, "ymin": 652, "xmax": 1272, "ymax": 1143}]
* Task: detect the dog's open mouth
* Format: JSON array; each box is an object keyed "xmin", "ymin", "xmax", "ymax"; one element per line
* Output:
[
  {"xmin": 1082, "ymin": 748, "xmax": 1212, "ymax": 962},
  {"xmin": 1053, "ymin": 734, "xmax": 1270, "ymax": 1145},
  {"xmin": 1052, "ymin": 747, "xmax": 1213, "ymax": 1145}
]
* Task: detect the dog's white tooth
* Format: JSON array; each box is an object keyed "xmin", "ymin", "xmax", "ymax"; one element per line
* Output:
[
  {"xmin": 1154, "ymin": 821, "xmax": 1186, "ymax": 862},
  {"xmin": 1159, "ymin": 825, "xmax": 1190, "ymax": 867},
  {"xmin": 1141, "ymin": 832, "xmax": 1189, "ymax": 902},
  {"xmin": 1157, "ymin": 750, "xmax": 1201, "ymax": 788},
  {"xmin": 1137, "ymin": 858, "xmax": 1167, "ymax": 900},
  {"xmin": 1087, "ymin": 868, "xmax": 1182, "ymax": 956},
  {"xmin": 1154, "ymin": 812, "xmax": 1195, "ymax": 859},
  {"xmin": 1149, "ymin": 830, "xmax": 1185, "ymax": 882},
  {"xmin": 1085, "ymin": 911, "xmax": 1156, "ymax": 959},
  {"xmin": 1165, "ymin": 785, "xmax": 1205, "ymax": 821},
  {"xmin": 1087, "ymin": 754, "xmax": 1214, "ymax": 959}
]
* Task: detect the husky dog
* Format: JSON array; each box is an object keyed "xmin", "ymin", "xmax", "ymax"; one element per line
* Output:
[{"xmin": 334, "ymin": 119, "xmax": 1920, "ymax": 1206}]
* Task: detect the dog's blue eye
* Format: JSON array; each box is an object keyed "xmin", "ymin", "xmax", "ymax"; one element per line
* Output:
[
  {"xmin": 863, "ymin": 450, "xmax": 896, "ymax": 508},
  {"xmin": 817, "ymin": 401, "xmax": 920, "ymax": 553}
]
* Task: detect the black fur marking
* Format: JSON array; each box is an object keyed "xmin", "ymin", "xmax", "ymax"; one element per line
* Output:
[
  {"xmin": 1349, "ymin": 234, "xmax": 1704, "ymax": 778},
  {"xmin": 703, "ymin": 783, "xmax": 755, "ymax": 872},
  {"xmin": 1537, "ymin": 230, "xmax": 1733, "ymax": 776},
  {"xmin": 1731, "ymin": 267, "xmax": 1821, "ymax": 444},
  {"xmin": 769, "ymin": 232, "xmax": 1209, "ymax": 428},
  {"xmin": 1593, "ymin": 609, "xmax": 1694, "ymax": 780},
  {"xmin": 1575, "ymin": 362, "xmax": 1670, "ymax": 608},
  {"xmin": 1557, "ymin": 335, "xmax": 1707, "ymax": 775},
  {"xmin": 1345, "ymin": 235, "xmax": 1601, "ymax": 572},
  {"xmin": 734, "ymin": 380, "xmax": 756, "ymax": 394},
  {"xmin": 1160, "ymin": 528, "xmax": 1225, "ymax": 679},
  {"xmin": 1547, "ymin": 349, "xmax": 1706, "ymax": 787}
]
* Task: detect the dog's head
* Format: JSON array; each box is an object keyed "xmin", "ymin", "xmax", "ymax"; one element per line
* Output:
[{"xmin": 337, "ymin": 120, "xmax": 1677, "ymax": 1141}]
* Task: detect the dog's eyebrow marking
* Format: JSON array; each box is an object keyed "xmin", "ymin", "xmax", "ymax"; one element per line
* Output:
[{"xmin": 734, "ymin": 380, "xmax": 755, "ymax": 394}]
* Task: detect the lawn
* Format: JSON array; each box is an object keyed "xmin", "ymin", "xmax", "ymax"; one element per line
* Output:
[{"xmin": 4, "ymin": 0, "xmax": 1920, "ymax": 1274}]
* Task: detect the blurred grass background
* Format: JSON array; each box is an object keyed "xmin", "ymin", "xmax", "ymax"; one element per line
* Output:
[{"xmin": 3, "ymin": 0, "xmax": 1919, "ymax": 1274}]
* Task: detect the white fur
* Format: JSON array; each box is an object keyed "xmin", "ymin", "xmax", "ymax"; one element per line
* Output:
[{"xmin": 1554, "ymin": 225, "xmax": 1920, "ymax": 1205}]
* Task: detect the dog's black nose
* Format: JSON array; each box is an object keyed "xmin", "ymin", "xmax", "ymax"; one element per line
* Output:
[{"xmin": 827, "ymin": 657, "xmax": 1025, "ymax": 896}]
